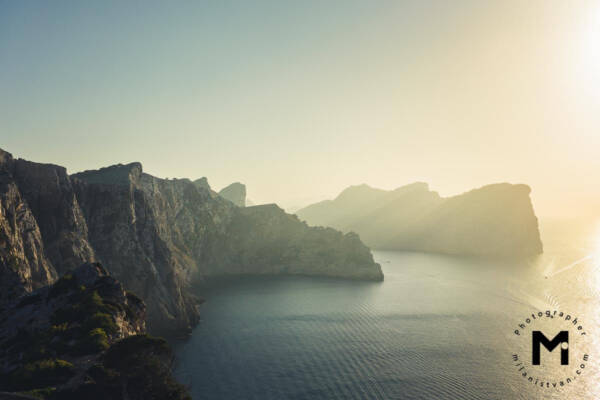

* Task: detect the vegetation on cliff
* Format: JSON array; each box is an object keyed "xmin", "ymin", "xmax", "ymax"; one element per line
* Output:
[{"xmin": 0, "ymin": 263, "xmax": 189, "ymax": 399}]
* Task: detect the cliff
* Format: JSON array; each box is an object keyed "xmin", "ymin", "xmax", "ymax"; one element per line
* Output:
[
  {"xmin": 297, "ymin": 182, "xmax": 543, "ymax": 258},
  {"xmin": 71, "ymin": 163, "xmax": 211, "ymax": 334},
  {"xmin": 0, "ymin": 149, "xmax": 382, "ymax": 335},
  {"xmin": 208, "ymin": 204, "xmax": 383, "ymax": 280},
  {"xmin": 0, "ymin": 150, "xmax": 57, "ymax": 303},
  {"xmin": 218, "ymin": 182, "xmax": 246, "ymax": 207},
  {"xmin": 192, "ymin": 177, "xmax": 218, "ymax": 197},
  {"xmin": 0, "ymin": 263, "xmax": 188, "ymax": 399}
]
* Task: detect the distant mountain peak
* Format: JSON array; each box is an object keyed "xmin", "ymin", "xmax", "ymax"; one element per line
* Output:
[
  {"xmin": 219, "ymin": 182, "xmax": 246, "ymax": 207},
  {"xmin": 297, "ymin": 181, "xmax": 542, "ymax": 258}
]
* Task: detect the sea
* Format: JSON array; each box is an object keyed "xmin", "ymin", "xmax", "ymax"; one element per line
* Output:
[{"xmin": 173, "ymin": 218, "xmax": 600, "ymax": 399}]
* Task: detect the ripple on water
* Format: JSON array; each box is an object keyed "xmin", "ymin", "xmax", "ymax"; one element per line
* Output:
[{"xmin": 173, "ymin": 250, "xmax": 599, "ymax": 400}]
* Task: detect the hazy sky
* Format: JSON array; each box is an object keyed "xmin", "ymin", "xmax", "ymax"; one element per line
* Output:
[{"xmin": 1, "ymin": 0, "xmax": 599, "ymax": 217}]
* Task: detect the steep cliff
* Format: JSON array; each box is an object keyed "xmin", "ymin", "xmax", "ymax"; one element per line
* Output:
[
  {"xmin": 297, "ymin": 182, "xmax": 543, "ymax": 258},
  {"xmin": 218, "ymin": 182, "xmax": 246, "ymax": 207},
  {"xmin": 0, "ymin": 263, "xmax": 188, "ymax": 400},
  {"xmin": 0, "ymin": 148, "xmax": 383, "ymax": 335},
  {"xmin": 72, "ymin": 164, "xmax": 211, "ymax": 334},
  {"xmin": 192, "ymin": 177, "xmax": 218, "ymax": 197},
  {"xmin": 0, "ymin": 150, "xmax": 57, "ymax": 302},
  {"xmin": 208, "ymin": 204, "xmax": 383, "ymax": 280},
  {"xmin": 11, "ymin": 159, "xmax": 96, "ymax": 275},
  {"xmin": 72, "ymin": 165, "xmax": 381, "ymax": 332}
]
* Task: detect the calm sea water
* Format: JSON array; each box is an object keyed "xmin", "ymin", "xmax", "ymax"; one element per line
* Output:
[{"xmin": 173, "ymin": 219, "xmax": 600, "ymax": 399}]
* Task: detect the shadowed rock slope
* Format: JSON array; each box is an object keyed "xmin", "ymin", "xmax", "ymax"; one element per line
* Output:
[
  {"xmin": 208, "ymin": 204, "xmax": 381, "ymax": 280},
  {"xmin": 0, "ymin": 148, "xmax": 382, "ymax": 335},
  {"xmin": 297, "ymin": 182, "xmax": 543, "ymax": 258},
  {"xmin": 0, "ymin": 263, "xmax": 189, "ymax": 400}
]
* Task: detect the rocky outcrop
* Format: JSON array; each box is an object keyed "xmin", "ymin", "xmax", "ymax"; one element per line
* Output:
[
  {"xmin": 11, "ymin": 159, "xmax": 96, "ymax": 275},
  {"xmin": 0, "ymin": 150, "xmax": 56, "ymax": 302},
  {"xmin": 208, "ymin": 204, "xmax": 383, "ymax": 280},
  {"xmin": 0, "ymin": 263, "xmax": 188, "ymax": 400},
  {"xmin": 71, "ymin": 164, "xmax": 225, "ymax": 334},
  {"xmin": 297, "ymin": 182, "xmax": 543, "ymax": 258},
  {"xmin": 218, "ymin": 182, "xmax": 246, "ymax": 207},
  {"xmin": 0, "ymin": 263, "xmax": 145, "ymax": 356},
  {"xmin": 71, "ymin": 165, "xmax": 381, "ymax": 332},
  {"xmin": 193, "ymin": 177, "xmax": 218, "ymax": 197},
  {"xmin": 0, "ymin": 148, "xmax": 382, "ymax": 335}
]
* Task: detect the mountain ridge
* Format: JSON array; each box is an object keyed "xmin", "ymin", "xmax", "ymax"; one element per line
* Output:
[
  {"xmin": 297, "ymin": 182, "xmax": 543, "ymax": 258},
  {"xmin": 0, "ymin": 148, "xmax": 383, "ymax": 335}
]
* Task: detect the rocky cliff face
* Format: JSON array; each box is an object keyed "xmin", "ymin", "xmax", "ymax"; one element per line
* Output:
[
  {"xmin": 0, "ymin": 150, "xmax": 57, "ymax": 303},
  {"xmin": 218, "ymin": 182, "xmax": 246, "ymax": 207},
  {"xmin": 0, "ymin": 263, "xmax": 188, "ymax": 400},
  {"xmin": 71, "ymin": 165, "xmax": 381, "ymax": 332},
  {"xmin": 297, "ymin": 182, "xmax": 543, "ymax": 258},
  {"xmin": 11, "ymin": 159, "xmax": 96, "ymax": 275},
  {"xmin": 71, "ymin": 164, "xmax": 210, "ymax": 334},
  {"xmin": 0, "ymin": 149, "xmax": 382, "ymax": 335},
  {"xmin": 208, "ymin": 204, "xmax": 383, "ymax": 280},
  {"xmin": 193, "ymin": 177, "xmax": 218, "ymax": 197}
]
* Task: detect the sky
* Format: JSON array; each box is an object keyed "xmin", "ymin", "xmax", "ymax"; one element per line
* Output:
[{"xmin": 1, "ymin": 0, "xmax": 599, "ymax": 217}]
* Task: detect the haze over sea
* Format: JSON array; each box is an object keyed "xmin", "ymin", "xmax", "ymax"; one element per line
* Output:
[{"xmin": 173, "ymin": 218, "xmax": 600, "ymax": 399}]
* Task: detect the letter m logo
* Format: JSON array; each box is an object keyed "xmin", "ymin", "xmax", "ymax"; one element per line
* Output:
[{"xmin": 532, "ymin": 331, "xmax": 568, "ymax": 365}]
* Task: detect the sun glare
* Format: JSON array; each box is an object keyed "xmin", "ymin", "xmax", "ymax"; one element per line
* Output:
[
  {"xmin": 581, "ymin": 6, "xmax": 600, "ymax": 95},
  {"xmin": 594, "ymin": 222, "xmax": 600, "ymax": 262}
]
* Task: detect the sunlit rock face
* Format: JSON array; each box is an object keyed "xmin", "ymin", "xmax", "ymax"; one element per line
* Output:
[
  {"xmin": 0, "ymin": 148, "xmax": 383, "ymax": 335},
  {"xmin": 71, "ymin": 164, "xmax": 211, "ymax": 335},
  {"xmin": 297, "ymin": 182, "xmax": 543, "ymax": 258},
  {"xmin": 0, "ymin": 149, "xmax": 58, "ymax": 302},
  {"xmin": 11, "ymin": 158, "xmax": 97, "ymax": 275},
  {"xmin": 218, "ymin": 182, "xmax": 246, "ymax": 207}
]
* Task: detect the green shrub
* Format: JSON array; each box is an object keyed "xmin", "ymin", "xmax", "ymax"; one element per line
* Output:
[
  {"xmin": 77, "ymin": 328, "xmax": 109, "ymax": 354},
  {"xmin": 100, "ymin": 335, "xmax": 191, "ymax": 400},
  {"xmin": 84, "ymin": 313, "xmax": 118, "ymax": 336},
  {"xmin": 103, "ymin": 335, "xmax": 170, "ymax": 369},
  {"xmin": 19, "ymin": 387, "xmax": 56, "ymax": 399},
  {"xmin": 51, "ymin": 290, "xmax": 116, "ymax": 325},
  {"xmin": 11, "ymin": 359, "xmax": 74, "ymax": 390},
  {"xmin": 50, "ymin": 323, "xmax": 69, "ymax": 333},
  {"xmin": 83, "ymin": 290, "xmax": 104, "ymax": 309}
]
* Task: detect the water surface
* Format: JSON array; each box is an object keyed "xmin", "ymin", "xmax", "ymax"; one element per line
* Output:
[{"xmin": 173, "ymin": 219, "xmax": 600, "ymax": 399}]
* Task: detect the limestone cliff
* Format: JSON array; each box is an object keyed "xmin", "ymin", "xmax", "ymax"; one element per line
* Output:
[
  {"xmin": 71, "ymin": 165, "xmax": 382, "ymax": 332},
  {"xmin": 218, "ymin": 182, "xmax": 246, "ymax": 207},
  {"xmin": 11, "ymin": 158, "xmax": 96, "ymax": 275},
  {"xmin": 71, "ymin": 164, "xmax": 211, "ymax": 334},
  {"xmin": 297, "ymin": 182, "xmax": 543, "ymax": 258},
  {"xmin": 0, "ymin": 148, "xmax": 382, "ymax": 335},
  {"xmin": 0, "ymin": 150, "xmax": 57, "ymax": 302},
  {"xmin": 193, "ymin": 177, "xmax": 218, "ymax": 197},
  {"xmin": 208, "ymin": 204, "xmax": 383, "ymax": 280}
]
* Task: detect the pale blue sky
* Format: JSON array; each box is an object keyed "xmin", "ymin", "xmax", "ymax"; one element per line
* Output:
[{"xmin": 1, "ymin": 1, "xmax": 599, "ymax": 216}]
